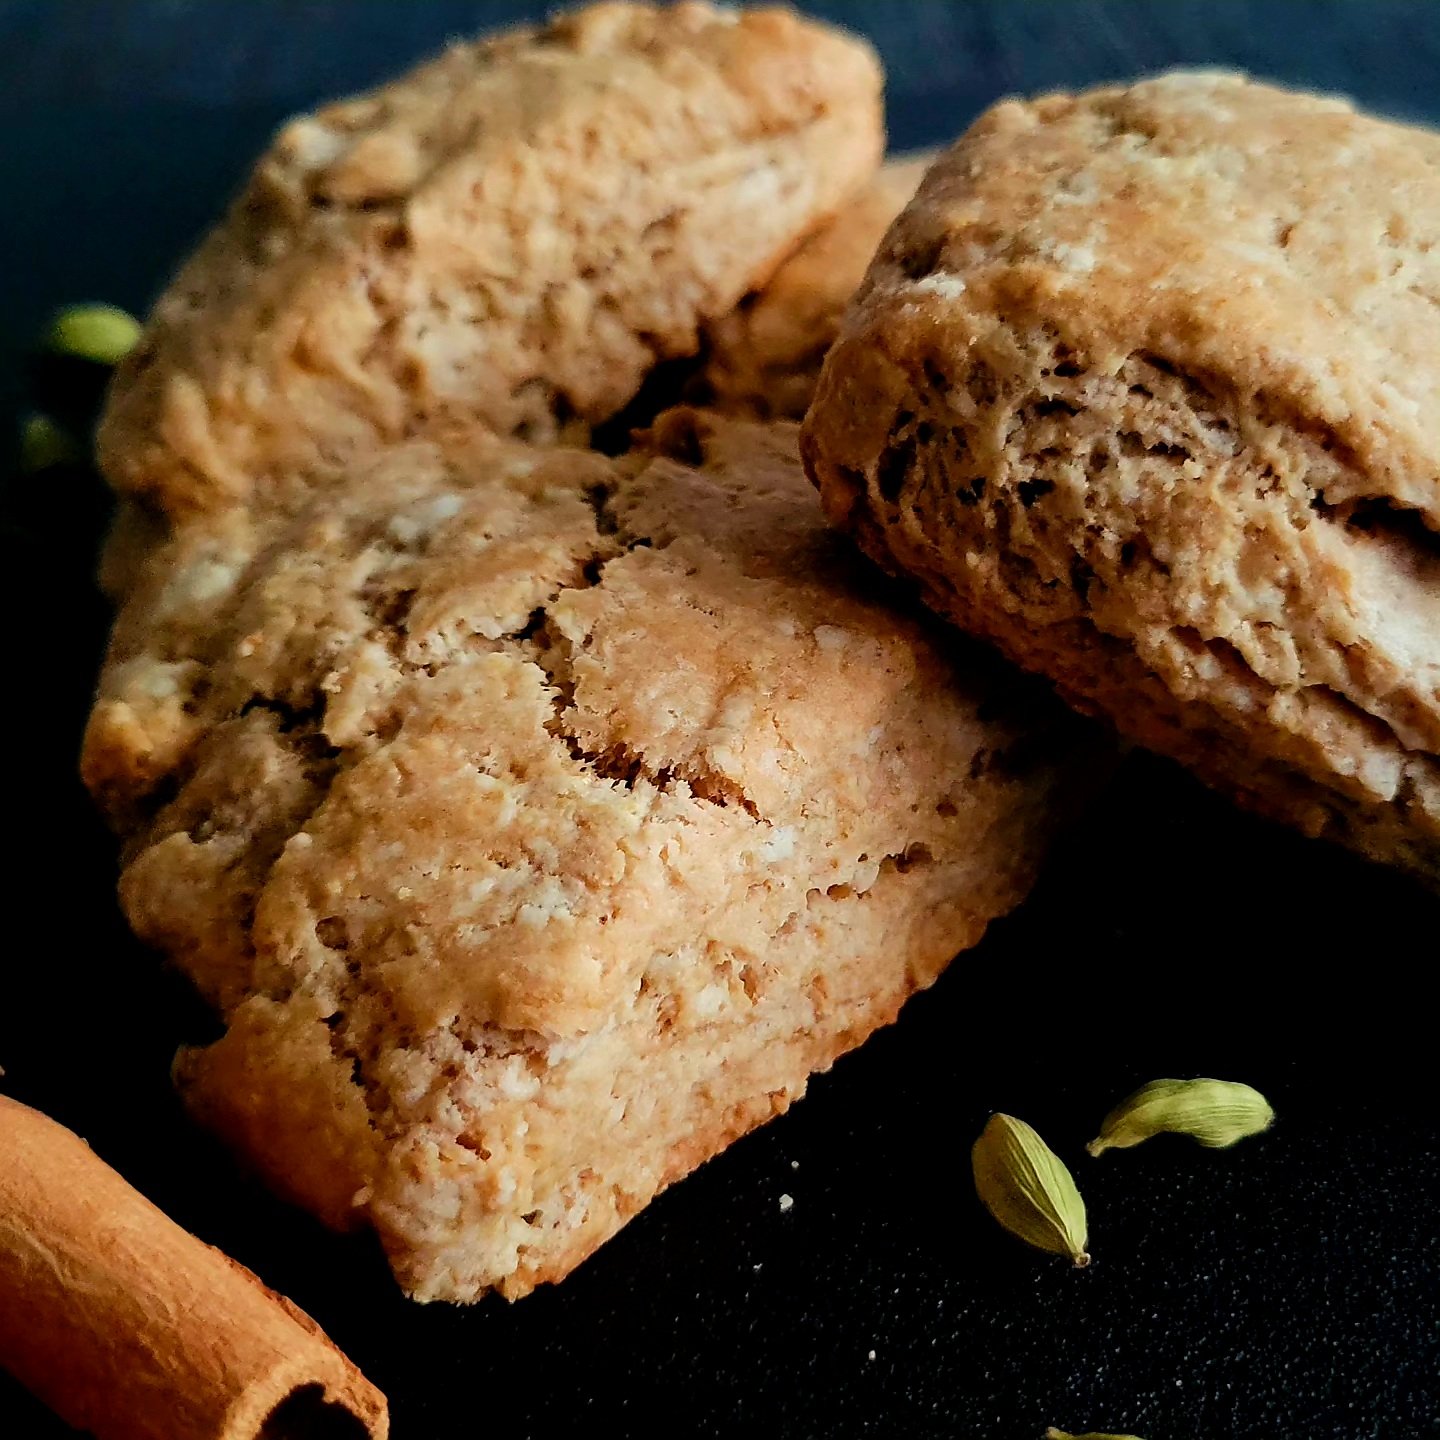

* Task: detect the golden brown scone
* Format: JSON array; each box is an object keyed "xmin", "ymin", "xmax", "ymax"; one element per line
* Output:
[
  {"xmin": 97, "ymin": 2, "xmax": 882, "ymax": 518},
  {"xmin": 700, "ymin": 152, "xmax": 934, "ymax": 419},
  {"xmin": 803, "ymin": 71, "xmax": 1440, "ymax": 885},
  {"xmin": 84, "ymin": 410, "xmax": 1097, "ymax": 1302}
]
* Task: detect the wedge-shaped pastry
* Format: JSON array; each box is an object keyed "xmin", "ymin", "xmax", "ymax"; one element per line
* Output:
[
  {"xmin": 701, "ymin": 152, "xmax": 934, "ymax": 419},
  {"xmin": 804, "ymin": 72, "xmax": 1440, "ymax": 884},
  {"xmin": 98, "ymin": 1, "xmax": 882, "ymax": 517},
  {"xmin": 84, "ymin": 410, "xmax": 1095, "ymax": 1301}
]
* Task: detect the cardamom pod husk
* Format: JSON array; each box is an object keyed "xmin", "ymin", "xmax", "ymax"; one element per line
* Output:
[
  {"xmin": 1045, "ymin": 1429, "xmax": 1147, "ymax": 1439},
  {"xmin": 1087, "ymin": 1077, "xmax": 1274, "ymax": 1157},
  {"xmin": 972, "ymin": 1113, "xmax": 1089, "ymax": 1267},
  {"xmin": 19, "ymin": 413, "xmax": 82, "ymax": 474},
  {"xmin": 46, "ymin": 303, "xmax": 141, "ymax": 367}
]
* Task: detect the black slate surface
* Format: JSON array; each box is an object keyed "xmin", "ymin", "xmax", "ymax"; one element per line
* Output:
[{"xmin": 1, "ymin": 4, "xmax": 1438, "ymax": 1437}]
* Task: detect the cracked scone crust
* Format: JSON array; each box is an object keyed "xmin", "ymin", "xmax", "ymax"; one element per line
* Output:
[
  {"xmin": 803, "ymin": 72, "xmax": 1440, "ymax": 884},
  {"xmin": 84, "ymin": 410, "xmax": 1092, "ymax": 1301},
  {"xmin": 700, "ymin": 153, "xmax": 934, "ymax": 419},
  {"xmin": 97, "ymin": 1, "xmax": 882, "ymax": 517}
]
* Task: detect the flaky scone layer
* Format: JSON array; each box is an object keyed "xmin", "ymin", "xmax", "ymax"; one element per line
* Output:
[
  {"xmin": 804, "ymin": 72, "xmax": 1440, "ymax": 884},
  {"xmin": 98, "ymin": 1, "xmax": 882, "ymax": 517},
  {"xmin": 85, "ymin": 411, "xmax": 1094, "ymax": 1300}
]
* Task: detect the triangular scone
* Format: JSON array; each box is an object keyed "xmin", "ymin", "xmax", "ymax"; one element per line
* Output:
[
  {"xmin": 84, "ymin": 410, "xmax": 1097, "ymax": 1301},
  {"xmin": 804, "ymin": 72, "xmax": 1440, "ymax": 885},
  {"xmin": 98, "ymin": 2, "xmax": 882, "ymax": 517}
]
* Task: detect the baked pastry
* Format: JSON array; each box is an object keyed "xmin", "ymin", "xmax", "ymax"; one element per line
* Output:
[
  {"xmin": 700, "ymin": 153, "xmax": 933, "ymax": 419},
  {"xmin": 803, "ymin": 72, "xmax": 1440, "ymax": 884},
  {"xmin": 97, "ymin": 1, "xmax": 882, "ymax": 518},
  {"xmin": 84, "ymin": 409, "xmax": 1096, "ymax": 1301}
]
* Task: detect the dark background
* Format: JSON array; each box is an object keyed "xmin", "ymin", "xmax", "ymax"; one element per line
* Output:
[{"xmin": 1, "ymin": 4, "xmax": 1438, "ymax": 1437}]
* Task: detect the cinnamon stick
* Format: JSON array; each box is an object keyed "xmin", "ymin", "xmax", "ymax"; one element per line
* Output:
[{"xmin": 0, "ymin": 1096, "xmax": 388, "ymax": 1440}]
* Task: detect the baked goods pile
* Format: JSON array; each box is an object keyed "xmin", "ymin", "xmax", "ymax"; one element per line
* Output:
[
  {"xmin": 84, "ymin": 2, "xmax": 1096, "ymax": 1302},
  {"xmin": 84, "ymin": 7, "xmax": 1438, "ymax": 1304}
]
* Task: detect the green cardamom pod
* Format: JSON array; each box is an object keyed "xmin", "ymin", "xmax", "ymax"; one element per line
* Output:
[
  {"xmin": 1045, "ymin": 1429, "xmax": 1146, "ymax": 1439},
  {"xmin": 19, "ymin": 413, "xmax": 82, "ymax": 474},
  {"xmin": 45, "ymin": 303, "xmax": 142, "ymax": 367},
  {"xmin": 1087, "ymin": 1077, "xmax": 1275, "ymax": 1157},
  {"xmin": 972, "ymin": 1113, "xmax": 1089, "ymax": 1267}
]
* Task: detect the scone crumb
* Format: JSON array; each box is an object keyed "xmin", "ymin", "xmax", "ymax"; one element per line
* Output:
[{"xmin": 909, "ymin": 272, "xmax": 967, "ymax": 299}]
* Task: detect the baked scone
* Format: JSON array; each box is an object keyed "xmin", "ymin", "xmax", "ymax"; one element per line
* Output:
[
  {"xmin": 83, "ymin": 409, "xmax": 1096, "ymax": 1301},
  {"xmin": 700, "ymin": 153, "xmax": 933, "ymax": 419},
  {"xmin": 97, "ymin": 1, "xmax": 882, "ymax": 518},
  {"xmin": 803, "ymin": 72, "xmax": 1440, "ymax": 885}
]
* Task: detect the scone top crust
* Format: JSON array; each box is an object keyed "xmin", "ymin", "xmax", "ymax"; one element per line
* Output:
[
  {"xmin": 85, "ymin": 411, "xmax": 1068, "ymax": 1043},
  {"xmin": 819, "ymin": 72, "xmax": 1440, "ymax": 522},
  {"xmin": 804, "ymin": 73, "xmax": 1440, "ymax": 877},
  {"xmin": 98, "ymin": 1, "xmax": 882, "ymax": 516}
]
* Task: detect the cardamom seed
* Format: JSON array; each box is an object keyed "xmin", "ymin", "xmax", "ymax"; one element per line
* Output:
[
  {"xmin": 1087, "ymin": 1077, "xmax": 1274, "ymax": 1157},
  {"xmin": 972, "ymin": 1113, "xmax": 1089, "ymax": 1267},
  {"xmin": 1045, "ymin": 1429, "xmax": 1146, "ymax": 1439},
  {"xmin": 46, "ymin": 303, "xmax": 141, "ymax": 366}
]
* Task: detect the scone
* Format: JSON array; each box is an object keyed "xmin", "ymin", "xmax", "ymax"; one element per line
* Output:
[
  {"xmin": 803, "ymin": 72, "xmax": 1440, "ymax": 885},
  {"xmin": 700, "ymin": 152, "xmax": 934, "ymax": 419},
  {"xmin": 97, "ymin": 1, "xmax": 882, "ymax": 518},
  {"xmin": 84, "ymin": 409, "xmax": 1096, "ymax": 1301}
]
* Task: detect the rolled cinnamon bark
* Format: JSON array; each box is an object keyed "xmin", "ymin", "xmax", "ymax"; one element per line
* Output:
[{"xmin": 0, "ymin": 1096, "xmax": 388, "ymax": 1440}]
